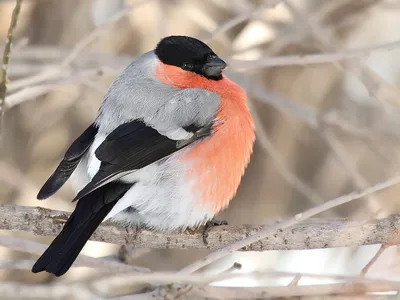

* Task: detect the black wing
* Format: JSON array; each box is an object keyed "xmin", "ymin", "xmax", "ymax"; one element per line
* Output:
[
  {"xmin": 73, "ymin": 120, "xmax": 211, "ymax": 201},
  {"xmin": 37, "ymin": 123, "xmax": 98, "ymax": 200}
]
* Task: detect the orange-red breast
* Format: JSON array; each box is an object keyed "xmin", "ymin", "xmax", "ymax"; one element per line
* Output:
[{"xmin": 32, "ymin": 36, "xmax": 255, "ymax": 276}]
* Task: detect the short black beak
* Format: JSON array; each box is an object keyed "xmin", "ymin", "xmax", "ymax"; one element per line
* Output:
[{"xmin": 203, "ymin": 56, "xmax": 227, "ymax": 77}]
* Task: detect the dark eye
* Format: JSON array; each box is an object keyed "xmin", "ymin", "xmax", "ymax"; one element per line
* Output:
[{"xmin": 182, "ymin": 62, "xmax": 194, "ymax": 70}]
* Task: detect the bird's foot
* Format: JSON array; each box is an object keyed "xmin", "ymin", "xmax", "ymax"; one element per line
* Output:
[
  {"xmin": 202, "ymin": 219, "xmax": 228, "ymax": 245},
  {"xmin": 125, "ymin": 225, "xmax": 141, "ymax": 235}
]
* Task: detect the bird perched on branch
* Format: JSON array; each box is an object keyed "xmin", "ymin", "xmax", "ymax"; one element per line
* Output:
[{"xmin": 32, "ymin": 35, "xmax": 255, "ymax": 276}]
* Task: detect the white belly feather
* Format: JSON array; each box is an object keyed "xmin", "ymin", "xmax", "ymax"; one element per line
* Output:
[{"xmin": 71, "ymin": 134, "xmax": 214, "ymax": 231}]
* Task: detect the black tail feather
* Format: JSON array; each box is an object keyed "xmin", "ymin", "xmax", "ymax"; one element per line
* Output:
[{"xmin": 32, "ymin": 182, "xmax": 131, "ymax": 276}]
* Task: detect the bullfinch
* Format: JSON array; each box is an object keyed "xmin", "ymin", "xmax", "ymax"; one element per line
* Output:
[{"xmin": 31, "ymin": 36, "xmax": 255, "ymax": 276}]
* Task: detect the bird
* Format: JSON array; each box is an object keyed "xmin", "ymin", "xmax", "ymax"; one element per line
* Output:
[{"xmin": 31, "ymin": 35, "xmax": 255, "ymax": 277}]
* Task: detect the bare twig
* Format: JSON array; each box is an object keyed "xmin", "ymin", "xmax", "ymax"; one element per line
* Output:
[
  {"xmin": 228, "ymin": 39, "xmax": 400, "ymax": 70},
  {"xmin": 359, "ymin": 244, "xmax": 390, "ymax": 277},
  {"xmin": 288, "ymin": 273, "xmax": 302, "ymax": 286},
  {"xmin": 92, "ymin": 270, "xmax": 400, "ymax": 289},
  {"xmin": 0, "ymin": 0, "xmax": 23, "ymax": 138},
  {"xmin": 184, "ymin": 281, "xmax": 400, "ymax": 299},
  {"xmin": 6, "ymin": 67, "xmax": 108, "ymax": 107},
  {"xmin": 0, "ymin": 234, "xmax": 150, "ymax": 273},
  {"xmin": 90, "ymin": 271, "xmax": 400, "ymax": 299},
  {"xmin": 179, "ymin": 175, "xmax": 400, "ymax": 273}
]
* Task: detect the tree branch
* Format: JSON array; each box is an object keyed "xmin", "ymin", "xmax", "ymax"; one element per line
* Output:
[
  {"xmin": 1, "ymin": 203, "xmax": 400, "ymax": 252},
  {"xmin": 0, "ymin": 234, "xmax": 150, "ymax": 273}
]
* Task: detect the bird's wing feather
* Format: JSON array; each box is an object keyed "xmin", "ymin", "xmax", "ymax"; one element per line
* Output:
[
  {"xmin": 37, "ymin": 123, "xmax": 98, "ymax": 200},
  {"xmin": 73, "ymin": 120, "xmax": 212, "ymax": 201}
]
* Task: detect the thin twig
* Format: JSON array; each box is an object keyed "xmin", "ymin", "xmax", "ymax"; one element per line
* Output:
[
  {"xmin": 288, "ymin": 273, "xmax": 302, "ymax": 286},
  {"xmin": 359, "ymin": 244, "xmax": 390, "ymax": 277},
  {"xmin": 228, "ymin": 39, "xmax": 400, "ymax": 70},
  {"xmin": 184, "ymin": 281, "xmax": 400, "ymax": 299},
  {"xmin": 6, "ymin": 67, "xmax": 108, "ymax": 107},
  {"xmin": 0, "ymin": 234, "xmax": 150, "ymax": 273},
  {"xmin": 0, "ymin": 0, "xmax": 23, "ymax": 139}
]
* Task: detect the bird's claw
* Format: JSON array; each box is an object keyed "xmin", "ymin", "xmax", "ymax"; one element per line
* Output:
[
  {"xmin": 125, "ymin": 225, "xmax": 140, "ymax": 235},
  {"xmin": 202, "ymin": 219, "xmax": 228, "ymax": 245}
]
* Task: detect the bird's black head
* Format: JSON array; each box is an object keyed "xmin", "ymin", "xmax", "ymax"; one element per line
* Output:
[{"xmin": 155, "ymin": 36, "xmax": 227, "ymax": 81}]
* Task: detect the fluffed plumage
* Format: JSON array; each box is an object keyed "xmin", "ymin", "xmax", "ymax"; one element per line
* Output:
[{"xmin": 32, "ymin": 35, "xmax": 255, "ymax": 276}]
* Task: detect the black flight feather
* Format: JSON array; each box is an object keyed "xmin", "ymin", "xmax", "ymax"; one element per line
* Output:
[
  {"xmin": 31, "ymin": 182, "xmax": 131, "ymax": 276},
  {"xmin": 37, "ymin": 123, "xmax": 98, "ymax": 200}
]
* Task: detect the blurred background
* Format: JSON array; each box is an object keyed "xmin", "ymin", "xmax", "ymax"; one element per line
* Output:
[{"xmin": 1, "ymin": 0, "xmax": 400, "ymax": 290}]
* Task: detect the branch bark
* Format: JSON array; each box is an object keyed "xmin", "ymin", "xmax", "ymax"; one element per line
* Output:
[{"xmin": 2, "ymin": 204, "xmax": 400, "ymax": 251}]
